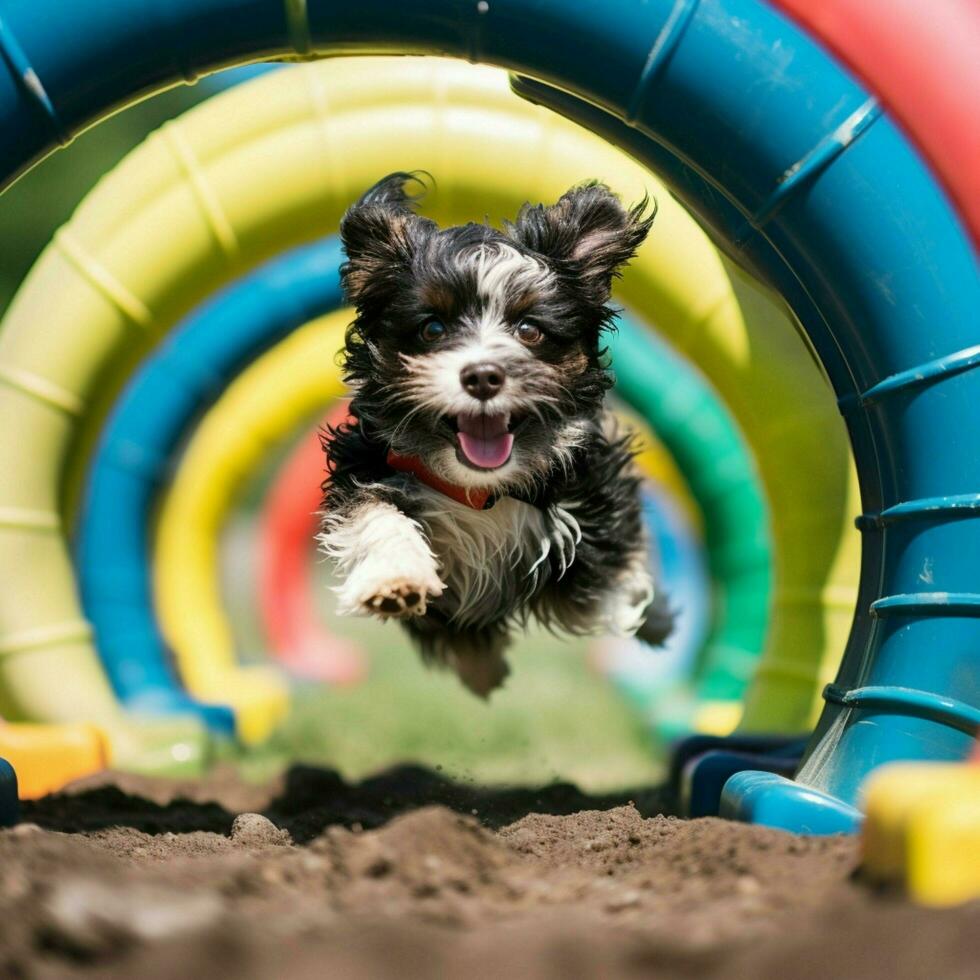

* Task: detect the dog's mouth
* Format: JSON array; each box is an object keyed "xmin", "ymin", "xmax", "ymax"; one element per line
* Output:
[{"xmin": 444, "ymin": 411, "xmax": 527, "ymax": 471}]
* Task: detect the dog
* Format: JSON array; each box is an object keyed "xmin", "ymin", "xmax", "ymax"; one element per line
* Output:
[{"xmin": 319, "ymin": 172, "xmax": 672, "ymax": 696}]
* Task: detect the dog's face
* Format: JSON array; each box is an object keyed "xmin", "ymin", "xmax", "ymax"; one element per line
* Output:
[{"xmin": 339, "ymin": 173, "xmax": 653, "ymax": 492}]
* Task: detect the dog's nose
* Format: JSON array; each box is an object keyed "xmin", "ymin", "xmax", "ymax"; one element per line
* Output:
[{"xmin": 460, "ymin": 362, "xmax": 505, "ymax": 401}]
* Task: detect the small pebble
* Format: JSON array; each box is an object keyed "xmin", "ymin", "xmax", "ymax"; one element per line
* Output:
[
  {"xmin": 6, "ymin": 822, "xmax": 43, "ymax": 837},
  {"xmin": 230, "ymin": 812, "xmax": 291, "ymax": 847}
]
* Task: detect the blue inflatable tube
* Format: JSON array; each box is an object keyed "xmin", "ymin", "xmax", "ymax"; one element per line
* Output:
[
  {"xmin": 75, "ymin": 239, "xmax": 345, "ymax": 736},
  {"xmin": 1, "ymin": 0, "xmax": 977, "ymax": 832},
  {"xmin": 508, "ymin": 70, "xmax": 980, "ymax": 830}
]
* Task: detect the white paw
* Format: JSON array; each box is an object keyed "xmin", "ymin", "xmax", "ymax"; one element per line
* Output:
[
  {"xmin": 602, "ymin": 564, "xmax": 655, "ymax": 636},
  {"xmin": 322, "ymin": 501, "xmax": 445, "ymax": 619},
  {"xmin": 336, "ymin": 554, "xmax": 445, "ymax": 619}
]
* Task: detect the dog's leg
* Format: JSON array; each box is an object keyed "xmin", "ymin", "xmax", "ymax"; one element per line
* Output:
[
  {"xmin": 319, "ymin": 500, "xmax": 445, "ymax": 619},
  {"xmin": 599, "ymin": 555, "xmax": 657, "ymax": 636},
  {"xmin": 538, "ymin": 538, "xmax": 661, "ymax": 639},
  {"xmin": 448, "ymin": 624, "xmax": 512, "ymax": 698},
  {"xmin": 404, "ymin": 617, "xmax": 512, "ymax": 698},
  {"xmin": 534, "ymin": 482, "xmax": 671, "ymax": 644},
  {"xmin": 452, "ymin": 642, "xmax": 510, "ymax": 698}
]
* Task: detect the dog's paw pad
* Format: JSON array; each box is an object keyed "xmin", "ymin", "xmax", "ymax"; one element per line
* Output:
[{"xmin": 363, "ymin": 581, "xmax": 431, "ymax": 618}]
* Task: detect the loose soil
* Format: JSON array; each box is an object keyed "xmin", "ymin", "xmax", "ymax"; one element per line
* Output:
[{"xmin": 1, "ymin": 765, "xmax": 976, "ymax": 979}]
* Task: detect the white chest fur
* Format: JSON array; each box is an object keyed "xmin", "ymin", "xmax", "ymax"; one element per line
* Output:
[
  {"xmin": 414, "ymin": 487, "xmax": 569, "ymax": 630},
  {"xmin": 322, "ymin": 481, "xmax": 653, "ymax": 641}
]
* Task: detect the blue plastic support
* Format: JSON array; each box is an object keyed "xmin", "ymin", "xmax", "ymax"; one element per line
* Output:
[
  {"xmin": 75, "ymin": 239, "xmax": 346, "ymax": 736},
  {"xmin": 0, "ymin": 757, "xmax": 18, "ymax": 826},
  {"xmin": 720, "ymin": 768, "xmax": 864, "ymax": 835},
  {"xmin": 668, "ymin": 732, "xmax": 806, "ymax": 800},
  {"xmin": 684, "ymin": 747, "xmax": 799, "ymax": 819},
  {"xmin": 0, "ymin": 0, "xmax": 976, "ymax": 831}
]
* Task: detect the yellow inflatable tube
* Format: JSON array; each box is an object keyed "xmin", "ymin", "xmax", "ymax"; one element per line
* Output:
[
  {"xmin": 0, "ymin": 58, "xmax": 856, "ymax": 745},
  {"xmin": 152, "ymin": 323, "xmax": 698, "ymax": 692}
]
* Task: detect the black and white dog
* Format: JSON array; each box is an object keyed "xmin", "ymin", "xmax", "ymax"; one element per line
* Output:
[{"xmin": 320, "ymin": 173, "xmax": 671, "ymax": 696}]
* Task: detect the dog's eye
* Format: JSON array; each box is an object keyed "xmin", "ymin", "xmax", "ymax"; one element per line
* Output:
[
  {"xmin": 516, "ymin": 322, "xmax": 543, "ymax": 345},
  {"xmin": 419, "ymin": 319, "xmax": 447, "ymax": 343}
]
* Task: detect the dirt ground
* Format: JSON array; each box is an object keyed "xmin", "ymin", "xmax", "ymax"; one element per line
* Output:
[{"xmin": 0, "ymin": 765, "xmax": 976, "ymax": 980}]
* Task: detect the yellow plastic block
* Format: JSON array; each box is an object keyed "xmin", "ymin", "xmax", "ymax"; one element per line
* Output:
[
  {"xmin": 862, "ymin": 761, "xmax": 980, "ymax": 906},
  {"xmin": 0, "ymin": 722, "xmax": 108, "ymax": 799}
]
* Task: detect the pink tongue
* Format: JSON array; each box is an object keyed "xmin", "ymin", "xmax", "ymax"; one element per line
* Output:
[{"xmin": 457, "ymin": 415, "xmax": 514, "ymax": 469}]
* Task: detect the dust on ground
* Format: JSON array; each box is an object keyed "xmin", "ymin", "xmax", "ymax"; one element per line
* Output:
[{"xmin": 0, "ymin": 765, "xmax": 976, "ymax": 979}]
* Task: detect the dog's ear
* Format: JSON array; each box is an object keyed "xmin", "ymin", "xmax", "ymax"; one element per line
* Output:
[
  {"xmin": 506, "ymin": 183, "xmax": 655, "ymax": 304},
  {"xmin": 340, "ymin": 172, "xmax": 433, "ymax": 309}
]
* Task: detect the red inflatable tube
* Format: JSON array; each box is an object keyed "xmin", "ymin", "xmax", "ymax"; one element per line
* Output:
[
  {"xmin": 770, "ymin": 0, "xmax": 980, "ymax": 250},
  {"xmin": 258, "ymin": 403, "xmax": 365, "ymax": 685}
]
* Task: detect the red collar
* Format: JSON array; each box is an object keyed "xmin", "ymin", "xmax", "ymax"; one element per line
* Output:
[{"xmin": 386, "ymin": 450, "xmax": 495, "ymax": 510}]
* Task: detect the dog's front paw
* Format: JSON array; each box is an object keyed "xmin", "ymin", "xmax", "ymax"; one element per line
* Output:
[
  {"xmin": 336, "ymin": 556, "xmax": 445, "ymax": 619},
  {"xmin": 362, "ymin": 578, "xmax": 438, "ymax": 618}
]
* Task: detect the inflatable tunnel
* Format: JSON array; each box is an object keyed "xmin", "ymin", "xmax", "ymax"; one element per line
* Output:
[{"xmin": 0, "ymin": 1, "xmax": 976, "ymax": 832}]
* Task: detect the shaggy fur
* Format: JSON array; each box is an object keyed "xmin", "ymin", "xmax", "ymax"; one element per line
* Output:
[{"xmin": 320, "ymin": 172, "xmax": 671, "ymax": 695}]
